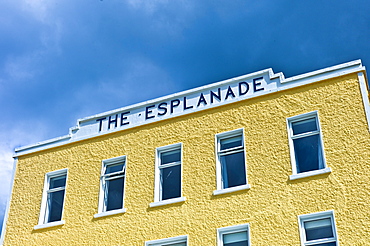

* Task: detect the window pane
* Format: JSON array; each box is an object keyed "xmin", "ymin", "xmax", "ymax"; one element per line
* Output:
[
  {"xmin": 292, "ymin": 118, "xmax": 317, "ymax": 135},
  {"xmin": 305, "ymin": 219, "xmax": 334, "ymax": 241},
  {"xmin": 49, "ymin": 175, "xmax": 66, "ymax": 189},
  {"xmin": 47, "ymin": 190, "xmax": 65, "ymax": 222},
  {"xmin": 165, "ymin": 243, "xmax": 186, "ymax": 246},
  {"xmin": 220, "ymin": 136, "xmax": 243, "ymax": 150},
  {"xmin": 220, "ymin": 151, "xmax": 246, "ymax": 188},
  {"xmin": 161, "ymin": 164, "xmax": 181, "ymax": 200},
  {"xmin": 223, "ymin": 231, "xmax": 248, "ymax": 245},
  {"xmin": 161, "ymin": 149, "xmax": 181, "ymax": 165},
  {"xmin": 305, "ymin": 218, "xmax": 331, "ymax": 229},
  {"xmin": 293, "ymin": 134, "xmax": 323, "ymax": 173},
  {"xmin": 314, "ymin": 243, "xmax": 336, "ymax": 246},
  {"xmin": 105, "ymin": 177, "xmax": 124, "ymax": 211},
  {"xmin": 105, "ymin": 163, "xmax": 124, "ymax": 174},
  {"xmin": 224, "ymin": 241, "xmax": 248, "ymax": 246}
]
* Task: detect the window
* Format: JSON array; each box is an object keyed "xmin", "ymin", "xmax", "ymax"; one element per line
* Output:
[
  {"xmin": 150, "ymin": 143, "xmax": 185, "ymax": 207},
  {"xmin": 34, "ymin": 169, "xmax": 67, "ymax": 230},
  {"xmin": 214, "ymin": 129, "xmax": 250, "ymax": 195},
  {"xmin": 287, "ymin": 111, "xmax": 331, "ymax": 180},
  {"xmin": 145, "ymin": 235, "xmax": 188, "ymax": 246},
  {"xmin": 218, "ymin": 223, "xmax": 250, "ymax": 246},
  {"xmin": 298, "ymin": 211, "xmax": 338, "ymax": 246},
  {"xmin": 95, "ymin": 156, "xmax": 126, "ymax": 218}
]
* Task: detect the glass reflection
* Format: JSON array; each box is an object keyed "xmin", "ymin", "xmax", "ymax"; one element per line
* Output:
[
  {"xmin": 292, "ymin": 118, "xmax": 317, "ymax": 135},
  {"xmin": 49, "ymin": 176, "xmax": 66, "ymax": 189},
  {"xmin": 105, "ymin": 178, "xmax": 124, "ymax": 211},
  {"xmin": 47, "ymin": 190, "xmax": 65, "ymax": 223},
  {"xmin": 223, "ymin": 231, "xmax": 248, "ymax": 246},
  {"xmin": 293, "ymin": 135, "xmax": 323, "ymax": 173},
  {"xmin": 220, "ymin": 136, "xmax": 243, "ymax": 150},
  {"xmin": 220, "ymin": 152, "xmax": 246, "ymax": 188},
  {"xmin": 161, "ymin": 150, "xmax": 181, "ymax": 165},
  {"xmin": 161, "ymin": 164, "xmax": 181, "ymax": 200}
]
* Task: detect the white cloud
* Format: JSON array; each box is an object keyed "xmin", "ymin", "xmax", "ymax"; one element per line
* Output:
[
  {"xmin": 72, "ymin": 56, "xmax": 180, "ymax": 117},
  {"xmin": 0, "ymin": 0, "xmax": 64, "ymax": 93},
  {"xmin": 0, "ymin": 138, "xmax": 15, "ymax": 237},
  {"xmin": 3, "ymin": 53, "xmax": 40, "ymax": 82},
  {"xmin": 0, "ymin": 120, "xmax": 53, "ymax": 202},
  {"xmin": 125, "ymin": 0, "xmax": 197, "ymax": 39},
  {"xmin": 0, "ymin": 119, "xmax": 54, "ymax": 236},
  {"xmin": 103, "ymin": 56, "xmax": 178, "ymax": 98},
  {"xmin": 19, "ymin": 0, "xmax": 63, "ymax": 51},
  {"xmin": 20, "ymin": 0, "xmax": 50, "ymax": 23},
  {"xmin": 0, "ymin": 148, "xmax": 14, "ymax": 201},
  {"xmin": 126, "ymin": 0, "xmax": 169, "ymax": 13}
]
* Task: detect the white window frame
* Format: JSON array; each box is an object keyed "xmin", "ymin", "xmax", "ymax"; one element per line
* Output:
[
  {"xmin": 298, "ymin": 210, "xmax": 339, "ymax": 246},
  {"xmin": 34, "ymin": 168, "xmax": 68, "ymax": 230},
  {"xmin": 145, "ymin": 235, "xmax": 188, "ymax": 246},
  {"xmin": 214, "ymin": 128, "xmax": 250, "ymax": 196},
  {"xmin": 217, "ymin": 223, "xmax": 250, "ymax": 246},
  {"xmin": 150, "ymin": 143, "xmax": 186, "ymax": 208},
  {"xmin": 94, "ymin": 155, "xmax": 127, "ymax": 218},
  {"xmin": 287, "ymin": 111, "xmax": 331, "ymax": 180}
]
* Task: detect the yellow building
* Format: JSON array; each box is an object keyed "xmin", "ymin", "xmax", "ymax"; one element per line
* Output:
[{"xmin": 2, "ymin": 60, "xmax": 370, "ymax": 245}]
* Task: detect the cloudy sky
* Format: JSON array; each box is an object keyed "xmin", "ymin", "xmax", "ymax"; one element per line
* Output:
[{"xmin": 0, "ymin": 0, "xmax": 369, "ymax": 236}]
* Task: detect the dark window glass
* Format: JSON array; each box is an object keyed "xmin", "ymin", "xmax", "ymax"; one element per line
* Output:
[
  {"xmin": 224, "ymin": 241, "xmax": 248, "ymax": 246},
  {"xmin": 293, "ymin": 135, "xmax": 323, "ymax": 173},
  {"xmin": 161, "ymin": 164, "xmax": 181, "ymax": 200},
  {"xmin": 105, "ymin": 163, "xmax": 124, "ymax": 174},
  {"xmin": 47, "ymin": 190, "xmax": 65, "ymax": 222},
  {"xmin": 220, "ymin": 136, "xmax": 243, "ymax": 150},
  {"xmin": 292, "ymin": 118, "xmax": 317, "ymax": 135},
  {"xmin": 304, "ymin": 219, "xmax": 334, "ymax": 241},
  {"xmin": 223, "ymin": 231, "xmax": 248, "ymax": 246},
  {"xmin": 314, "ymin": 243, "xmax": 336, "ymax": 246},
  {"xmin": 105, "ymin": 177, "xmax": 124, "ymax": 211},
  {"xmin": 49, "ymin": 176, "xmax": 66, "ymax": 189},
  {"xmin": 161, "ymin": 150, "xmax": 181, "ymax": 165},
  {"xmin": 220, "ymin": 151, "xmax": 246, "ymax": 188},
  {"xmin": 305, "ymin": 225, "xmax": 334, "ymax": 241},
  {"xmin": 166, "ymin": 243, "xmax": 186, "ymax": 246}
]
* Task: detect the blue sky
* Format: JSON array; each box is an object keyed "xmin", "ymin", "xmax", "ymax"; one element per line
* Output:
[{"xmin": 1, "ymin": 0, "xmax": 369, "ymax": 236}]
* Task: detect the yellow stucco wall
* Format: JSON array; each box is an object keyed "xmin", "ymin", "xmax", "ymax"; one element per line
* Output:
[{"xmin": 4, "ymin": 73, "xmax": 370, "ymax": 245}]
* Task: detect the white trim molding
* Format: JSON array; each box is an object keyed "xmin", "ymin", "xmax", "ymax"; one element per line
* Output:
[
  {"xmin": 358, "ymin": 72, "xmax": 370, "ymax": 132},
  {"xmin": 286, "ymin": 111, "xmax": 330, "ymax": 180},
  {"xmin": 145, "ymin": 234, "xmax": 188, "ymax": 246},
  {"xmin": 152, "ymin": 143, "xmax": 185, "ymax": 207},
  {"xmin": 34, "ymin": 220, "xmax": 65, "ymax": 230},
  {"xmin": 214, "ymin": 128, "xmax": 250, "ymax": 194},
  {"xmin": 217, "ymin": 223, "xmax": 250, "ymax": 246},
  {"xmin": 0, "ymin": 158, "xmax": 18, "ymax": 245},
  {"xmin": 290, "ymin": 167, "xmax": 331, "ymax": 181},
  {"xmin": 14, "ymin": 60, "xmax": 366, "ymax": 156},
  {"xmin": 95, "ymin": 155, "xmax": 127, "ymax": 218},
  {"xmin": 213, "ymin": 184, "xmax": 251, "ymax": 196},
  {"xmin": 35, "ymin": 169, "xmax": 68, "ymax": 230},
  {"xmin": 298, "ymin": 210, "xmax": 339, "ymax": 246},
  {"xmin": 149, "ymin": 197, "xmax": 186, "ymax": 208},
  {"xmin": 94, "ymin": 208, "xmax": 126, "ymax": 219}
]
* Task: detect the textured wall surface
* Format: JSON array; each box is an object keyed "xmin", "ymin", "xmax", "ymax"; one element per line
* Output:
[{"xmin": 4, "ymin": 73, "xmax": 370, "ymax": 245}]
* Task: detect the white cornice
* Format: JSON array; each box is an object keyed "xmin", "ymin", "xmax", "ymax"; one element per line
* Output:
[{"xmin": 14, "ymin": 60, "xmax": 366, "ymax": 157}]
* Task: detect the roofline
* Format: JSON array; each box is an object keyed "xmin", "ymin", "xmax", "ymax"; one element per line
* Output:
[
  {"xmin": 14, "ymin": 60, "xmax": 367, "ymax": 157},
  {"xmin": 78, "ymin": 60, "xmax": 364, "ymax": 123}
]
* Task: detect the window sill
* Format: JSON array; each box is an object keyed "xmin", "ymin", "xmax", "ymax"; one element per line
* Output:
[
  {"xmin": 149, "ymin": 197, "xmax": 186, "ymax": 208},
  {"xmin": 213, "ymin": 184, "xmax": 251, "ymax": 196},
  {"xmin": 290, "ymin": 167, "xmax": 332, "ymax": 181},
  {"xmin": 94, "ymin": 208, "xmax": 127, "ymax": 218},
  {"xmin": 34, "ymin": 220, "xmax": 65, "ymax": 230}
]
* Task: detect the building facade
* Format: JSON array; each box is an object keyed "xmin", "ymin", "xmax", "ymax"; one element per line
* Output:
[{"xmin": 2, "ymin": 60, "xmax": 370, "ymax": 245}]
